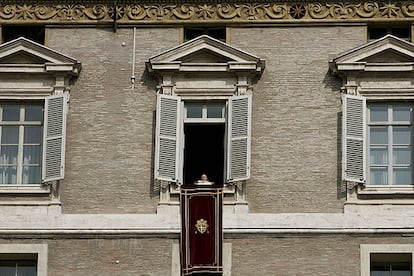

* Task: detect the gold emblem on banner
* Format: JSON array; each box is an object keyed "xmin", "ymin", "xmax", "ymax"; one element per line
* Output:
[{"xmin": 195, "ymin": 219, "xmax": 209, "ymax": 234}]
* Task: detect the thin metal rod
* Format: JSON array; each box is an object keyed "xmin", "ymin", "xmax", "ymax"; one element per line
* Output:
[{"xmin": 131, "ymin": 27, "xmax": 136, "ymax": 90}]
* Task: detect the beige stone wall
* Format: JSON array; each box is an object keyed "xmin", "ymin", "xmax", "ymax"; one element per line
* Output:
[
  {"xmin": 1, "ymin": 235, "xmax": 413, "ymax": 275},
  {"xmin": 47, "ymin": 27, "xmax": 180, "ymax": 214},
  {"xmin": 230, "ymin": 26, "xmax": 367, "ymax": 213},
  {"xmin": 0, "ymin": 238, "xmax": 172, "ymax": 276},
  {"xmin": 230, "ymin": 235, "xmax": 414, "ymax": 275},
  {"xmin": 46, "ymin": 25, "xmax": 368, "ymax": 214}
]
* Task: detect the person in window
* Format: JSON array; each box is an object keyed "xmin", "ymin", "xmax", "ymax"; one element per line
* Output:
[{"xmin": 196, "ymin": 173, "xmax": 212, "ymax": 185}]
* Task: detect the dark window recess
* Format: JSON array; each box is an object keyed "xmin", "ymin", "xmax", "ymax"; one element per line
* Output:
[
  {"xmin": 370, "ymin": 253, "xmax": 412, "ymax": 275},
  {"xmin": 2, "ymin": 25, "xmax": 45, "ymax": 44},
  {"xmin": 0, "ymin": 260, "xmax": 37, "ymax": 276},
  {"xmin": 183, "ymin": 124, "xmax": 225, "ymax": 185},
  {"xmin": 368, "ymin": 26, "xmax": 411, "ymax": 41},
  {"xmin": 184, "ymin": 27, "xmax": 226, "ymax": 42}
]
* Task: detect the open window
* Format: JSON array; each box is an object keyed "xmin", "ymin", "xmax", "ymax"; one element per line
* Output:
[
  {"xmin": 148, "ymin": 35, "xmax": 264, "ymax": 209},
  {"xmin": 155, "ymin": 94, "xmax": 251, "ymax": 185}
]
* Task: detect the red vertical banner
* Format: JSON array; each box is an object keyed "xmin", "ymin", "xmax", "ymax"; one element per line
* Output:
[{"xmin": 181, "ymin": 185, "xmax": 223, "ymax": 275}]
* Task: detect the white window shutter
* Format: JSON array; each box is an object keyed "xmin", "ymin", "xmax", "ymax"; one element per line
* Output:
[
  {"xmin": 42, "ymin": 94, "xmax": 68, "ymax": 182},
  {"xmin": 343, "ymin": 94, "xmax": 366, "ymax": 183},
  {"xmin": 155, "ymin": 94, "xmax": 181, "ymax": 183},
  {"xmin": 226, "ymin": 95, "xmax": 252, "ymax": 182}
]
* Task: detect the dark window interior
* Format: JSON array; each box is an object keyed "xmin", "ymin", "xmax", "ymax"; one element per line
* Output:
[
  {"xmin": 184, "ymin": 124, "xmax": 225, "ymax": 185},
  {"xmin": 0, "ymin": 259, "xmax": 37, "ymax": 276},
  {"xmin": 368, "ymin": 26, "xmax": 411, "ymax": 41},
  {"xmin": 184, "ymin": 27, "xmax": 226, "ymax": 42},
  {"xmin": 2, "ymin": 25, "xmax": 45, "ymax": 44},
  {"xmin": 370, "ymin": 253, "xmax": 412, "ymax": 275}
]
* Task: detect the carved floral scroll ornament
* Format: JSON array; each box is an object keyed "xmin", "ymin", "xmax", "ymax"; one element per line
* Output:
[{"xmin": 2, "ymin": 2, "xmax": 414, "ymax": 23}]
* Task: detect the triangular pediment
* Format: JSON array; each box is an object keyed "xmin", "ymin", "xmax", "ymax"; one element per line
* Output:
[
  {"xmin": 362, "ymin": 49, "xmax": 414, "ymax": 63},
  {"xmin": 147, "ymin": 35, "xmax": 265, "ymax": 74},
  {"xmin": 0, "ymin": 50, "xmax": 49, "ymax": 64},
  {"xmin": 180, "ymin": 49, "xmax": 233, "ymax": 63},
  {"xmin": 332, "ymin": 35, "xmax": 414, "ymax": 66},
  {"xmin": 0, "ymin": 37, "xmax": 81, "ymax": 74}
]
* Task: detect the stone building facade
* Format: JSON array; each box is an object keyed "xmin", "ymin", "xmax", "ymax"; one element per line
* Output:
[{"xmin": 0, "ymin": 1, "xmax": 414, "ymax": 275}]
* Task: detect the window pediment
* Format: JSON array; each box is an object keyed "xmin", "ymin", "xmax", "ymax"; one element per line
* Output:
[
  {"xmin": 0, "ymin": 37, "xmax": 81, "ymax": 75},
  {"xmin": 330, "ymin": 35, "xmax": 414, "ymax": 74},
  {"xmin": 147, "ymin": 35, "xmax": 265, "ymax": 74}
]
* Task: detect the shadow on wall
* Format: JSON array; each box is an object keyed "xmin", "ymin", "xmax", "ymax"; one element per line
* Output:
[
  {"xmin": 323, "ymin": 69, "xmax": 346, "ymax": 199},
  {"xmin": 140, "ymin": 68, "xmax": 160, "ymax": 198}
]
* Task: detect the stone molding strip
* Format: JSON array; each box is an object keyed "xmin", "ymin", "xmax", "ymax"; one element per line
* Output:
[
  {"xmin": 2, "ymin": 2, "xmax": 414, "ymax": 24},
  {"xmin": 0, "ymin": 212, "xmax": 414, "ymax": 238}
]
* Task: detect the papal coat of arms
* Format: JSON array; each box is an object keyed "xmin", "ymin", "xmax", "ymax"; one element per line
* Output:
[{"xmin": 195, "ymin": 218, "xmax": 209, "ymax": 234}]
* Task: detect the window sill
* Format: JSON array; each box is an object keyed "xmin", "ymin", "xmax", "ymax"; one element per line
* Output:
[
  {"xmin": 0, "ymin": 184, "xmax": 50, "ymax": 194},
  {"xmin": 170, "ymin": 184, "xmax": 235, "ymax": 195},
  {"xmin": 358, "ymin": 185, "xmax": 414, "ymax": 195}
]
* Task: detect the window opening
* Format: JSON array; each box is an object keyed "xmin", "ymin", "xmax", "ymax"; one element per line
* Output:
[
  {"xmin": 368, "ymin": 104, "xmax": 413, "ymax": 185},
  {"xmin": 184, "ymin": 27, "xmax": 226, "ymax": 42},
  {"xmin": 370, "ymin": 253, "xmax": 412, "ymax": 276},
  {"xmin": 0, "ymin": 103, "xmax": 43, "ymax": 185},
  {"xmin": 368, "ymin": 26, "xmax": 411, "ymax": 41},
  {"xmin": 183, "ymin": 124, "xmax": 225, "ymax": 185},
  {"xmin": 0, "ymin": 254, "xmax": 37, "ymax": 276},
  {"xmin": 183, "ymin": 102, "xmax": 226, "ymax": 185},
  {"xmin": 2, "ymin": 25, "xmax": 45, "ymax": 44}
]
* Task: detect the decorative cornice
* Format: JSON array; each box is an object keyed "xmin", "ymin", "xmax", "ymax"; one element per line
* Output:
[{"xmin": 2, "ymin": 2, "xmax": 414, "ymax": 24}]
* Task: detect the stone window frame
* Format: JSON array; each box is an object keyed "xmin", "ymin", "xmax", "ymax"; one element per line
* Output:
[
  {"xmin": 0, "ymin": 244, "xmax": 48, "ymax": 276},
  {"xmin": 360, "ymin": 244, "xmax": 414, "ymax": 276},
  {"xmin": 147, "ymin": 35, "xmax": 264, "ymax": 212},
  {"xmin": 0, "ymin": 37, "xmax": 80, "ymax": 195},
  {"xmin": 331, "ymin": 34, "xmax": 414, "ymax": 198}
]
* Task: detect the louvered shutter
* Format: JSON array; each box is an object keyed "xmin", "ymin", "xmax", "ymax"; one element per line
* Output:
[
  {"xmin": 343, "ymin": 94, "xmax": 366, "ymax": 182},
  {"xmin": 226, "ymin": 95, "xmax": 252, "ymax": 182},
  {"xmin": 154, "ymin": 94, "xmax": 181, "ymax": 183},
  {"xmin": 42, "ymin": 94, "xmax": 68, "ymax": 182}
]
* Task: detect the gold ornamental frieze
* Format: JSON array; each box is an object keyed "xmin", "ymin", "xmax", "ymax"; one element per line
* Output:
[{"xmin": 2, "ymin": 2, "xmax": 414, "ymax": 24}]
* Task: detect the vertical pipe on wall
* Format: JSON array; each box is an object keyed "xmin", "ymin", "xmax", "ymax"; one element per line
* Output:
[
  {"xmin": 131, "ymin": 27, "xmax": 136, "ymax": 90},
  {"xmin": 113, "ymin": 0, "xmax": 118, "ymax": 33}
]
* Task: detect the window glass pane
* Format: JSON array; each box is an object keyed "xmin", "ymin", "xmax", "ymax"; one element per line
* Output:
[
  {"xmin": 17, "ymin": 266, "xmax": 37, "ymax": 276},
  {"xmin": 370, "ymin": 147, "xmax": 388, "ymax": 164},
  {"xmin": 370, "ymin": 168, "xmax": 388, "ymax": 185},
  {"xmin": 23, "ymin": 146, "xmax": 41, "ymax": 164},
  {"xmin": 186, "ymin": 104, "xmax": 202, "ymax": 118},
  {"xmin": 370, "ymin": 127, "xmax": 388, "ymax": 144},
  {"xmin": 207, "ymin": 105, "xmax": 224, "ymax": 118},
  {"xmin": 25, "ymin": 105, "xmax": 43, "ymax": 121},
  {"xmin": 0, "ymin": 266, "xmax": 16, "ymax": 276},
  {"xmin": 393, "ymin": 127, "xmax": 411, "ymax": 145},
  {"xmin": 393, "ymin": 106, "xmax": 412, "ymax": 122},
  {"xmin": 0, "ymin": 146, "xmax": 18, "ymax": 164},
  {"xmin": 371, "ymin": 272, "xmax": 388, "ymax": 276},
  {"xmin": 393, "ymin": 168, "xmax": 412, "ymax": 185},
  {"xmin": 2, "ymin": 105, "xmax": 20, "ymax": 121},
  {"xmin": 22, "ymin": 166, "xmax": 41, "ymax": 184},
  {"xmin": 370, "ymin": 106, "xmax": 388, "ymax": 122},
  {"xmin": 24, "ymin": 126, "xmax": 42, "ymax": 144},
  {"xmin": 1, "ymin": 126, "xmax": 19, "ymax": 144},
  {"xmin": 393, "ymin": 147, "xmax": 411, "ymax": 164},
  {"xmin": 0, "ymin": 166, "xmax": 17, "ymax": 184},
  {"xmin": 392, "ymin": 271, "xmax": 411, "ymax": 276}
]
